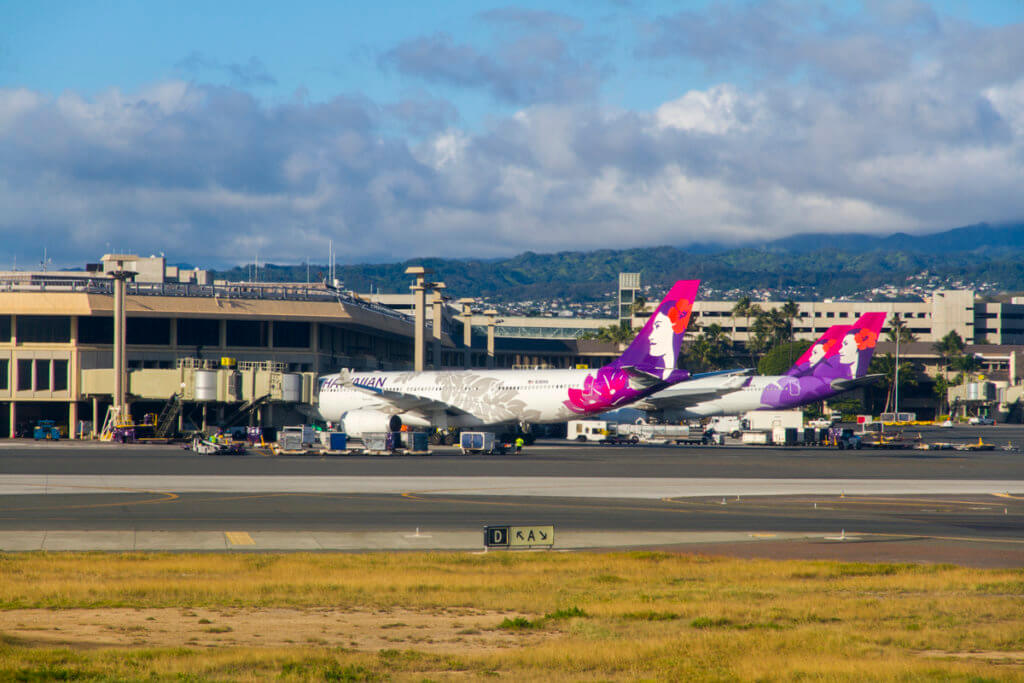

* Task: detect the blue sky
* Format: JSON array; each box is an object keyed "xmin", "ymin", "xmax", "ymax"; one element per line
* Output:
[{"xmin": 2, "ymin": 1, "xmax": 1023, "ymax": 268}]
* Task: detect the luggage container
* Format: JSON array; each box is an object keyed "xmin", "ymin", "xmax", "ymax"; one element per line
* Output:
[
  {"xmin": 460, "ymin": 431, "xmax": 499, "ymax": 454},
  {"xmin": 409, "ymin": 431, "xmax": 429, "ymax": 452},
  {"xmin": 329, "ymin": 432, "xmax": 348, "ymax": 451},
  {"xmin": 362, "ymin": 432, "xmax": 394, "ymax": 452},
  {"xmin": 742, "ymin": 431, "xmax": 769, "ymax": 445}
]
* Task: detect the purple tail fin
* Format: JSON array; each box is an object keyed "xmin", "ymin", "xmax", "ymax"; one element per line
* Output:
[
  {"xmin": 805, "ymin": 312, "xmax": 886, "ymax": 382},
  {"xmin": 788, "ymin": 313, "xmax": 887, "ymax": 378},
  {"xmin": 612, "ymin": 279, "xmax": 699, "ymax": 380},
  {"xmin": 786, "ymin": 324, "xmax": 851, "ymax": 377},
  {"xmin": 563, "ymin": 280, "xmax": 700, "ymax": 415}
]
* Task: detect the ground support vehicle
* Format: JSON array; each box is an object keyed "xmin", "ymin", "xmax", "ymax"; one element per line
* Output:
[
  {"xmin": 33, "ymin": 420, "xmax": 61, "ymax": 440},
  {"xmin": 707, "ymin": 416, "xmax": 748, "ymax": 439},
  {"xmin": 460, "ymin": 432, "xmax": 509, "ymax": 455},
  {"xmin": 825, "ymin": 427, "xmax": 862, "ymax": 450},
  {"xmin": 567, "ymin": 420, "xmax": 621, "ymax": 442},
  {"xmin": 618, "ymin": 423, "xmax": 693, "ymax": 444},
  {"xmin": 190, "ymin": 434, "xmax": 246, "ymax": 455}
]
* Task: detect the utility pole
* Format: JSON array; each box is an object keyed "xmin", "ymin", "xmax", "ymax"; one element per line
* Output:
[{"xmin": 894, "ymin": 314, "xmax": 900, "ymax": 416}]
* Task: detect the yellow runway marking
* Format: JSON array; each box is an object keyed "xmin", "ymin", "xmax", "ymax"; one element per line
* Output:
[
  {"xmin": 3, "ymin": 484, "xmax": 179, "ymax": 512},
  {"xmin": 225, "ymin": 531, "xmax": 255, "ymax": 545},
  {"xmin": 993, "ymin": 492, "xmax": 1024, "ymax": 500},
  {"xmin": 860, "ymin": 532, "xmax": 1024, "ymax": 545}
]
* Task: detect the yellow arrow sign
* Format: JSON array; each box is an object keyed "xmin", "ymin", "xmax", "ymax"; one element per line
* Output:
[{"xmin": 509, "ymin": 526, "xmax": 554, "ymax": 547}]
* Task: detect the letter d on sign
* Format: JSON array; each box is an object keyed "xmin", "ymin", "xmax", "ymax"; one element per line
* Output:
[{"xmin": 484, "ymin": 526, "xmax": 510, "ymax": 548}]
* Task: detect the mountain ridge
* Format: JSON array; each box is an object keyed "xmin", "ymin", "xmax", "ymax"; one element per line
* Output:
[{"xmin": 214, "ymin": 221, "xmax": 1024, "ymax": 300}]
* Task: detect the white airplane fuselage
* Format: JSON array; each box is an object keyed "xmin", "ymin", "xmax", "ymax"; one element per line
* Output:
[
  {"xmin": 318, "ymin": 368, "xmax": 613, "ymax": 429},
  {"xmin": 658, "ymin": 375, "xmax": 793, "ymax": 419}
]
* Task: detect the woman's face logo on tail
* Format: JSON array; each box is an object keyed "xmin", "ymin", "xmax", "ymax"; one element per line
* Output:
[
  {"xmin": 839, "ymin": 333, "xmax": 858, "ymax": 364},
  {"xmin": 808, "ymin": 343, "xmax": 826, "ymax": 366},
  {"xmin": 649, "ymin": 312, "xmax": 674, "ymax": 369}
]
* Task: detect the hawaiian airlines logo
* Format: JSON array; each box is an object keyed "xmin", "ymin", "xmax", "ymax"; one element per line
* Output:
[{"xmin": 353, "ymin": 376, "xmax": 386, "ymax": 389}]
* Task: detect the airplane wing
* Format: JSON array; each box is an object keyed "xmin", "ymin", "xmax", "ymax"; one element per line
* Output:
[
  {"xmin": 336, "ymin": 371, "xmax": 471, "ymax": 417},
  {"xmin": 829, "ymin": 374, "xmax": 884, "ymax": 393},
  {"xmin": 631, "ymin": 372, "xmax": 752, "ymax": 411}
]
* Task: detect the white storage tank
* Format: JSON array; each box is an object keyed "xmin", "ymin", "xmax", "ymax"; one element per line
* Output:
[
  {"xmin": 282, "ymin": 373, "xmax": 302, "ymax": 402},
  {"xmin": 195, "ymin": 369, "xmax": 218, "ymax": 401}
]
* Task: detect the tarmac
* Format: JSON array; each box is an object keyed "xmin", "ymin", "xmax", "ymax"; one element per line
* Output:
[{"xmin": 1, "ymin": 430, "xmax": 1022, "ymax": 563}]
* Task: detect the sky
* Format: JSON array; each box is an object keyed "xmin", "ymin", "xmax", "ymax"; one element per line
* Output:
[{"xmin": 2, "ymin": 0, "xmax": 1024, "ymax": 269}]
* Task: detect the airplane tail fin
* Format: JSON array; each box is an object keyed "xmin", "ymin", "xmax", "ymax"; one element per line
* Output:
[
  {"xmin": 787, "ymin": 324, "xmax": 851, "ymax": 376},
  {"xmin": 787, "ymin": 313, "xmax": 887, "ymax": 378},
  {"xmin": 848, "ymin": 312, "xmax": 887, "ymax": 378},
  {"xmin": 611, "ymin": 279, "xmax": 700, "ymax": 381}
]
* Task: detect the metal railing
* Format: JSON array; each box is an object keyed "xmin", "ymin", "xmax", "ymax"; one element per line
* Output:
[{"xmin": 0, "ymin": 276, "xmax": 415, "ymax": 326}]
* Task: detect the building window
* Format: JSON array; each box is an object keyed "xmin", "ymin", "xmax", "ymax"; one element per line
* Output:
[
  {"xmin": 273, "ymin": 321, "xmax": 310, "ymax": 348},
  {"xmin": 177, "ymin": 318, "xmax": 219, "ymax": 347},
  {"xmin": 226, "ymin": 320, "xmax": 268, "ymax": 347},
  {"xmin": 0, "ymin": 316, "xmax": 10, "ymax": 342},
  {"xmin": 18, "ymin": 316, "xmax": 71, "ymax": 343},
  {"xmin": 53, "ymin": 360, "xmax": 68, "ymax": 391},
  {"xmin": 17, "ymin": 359, "xmax": 32, "ymax": 390},
  {"xmin": 0, "ymin": 359, "xmax": 7, "ymax": 389},
  {"xmin": 127, "ymin": 318, "xmax": 171, "ymax": 345},
  {"xmin": 79, "ymin": 316, "xmax": 114, "ymax": 344},
  {"xmin": 35, "ymin": 360, "xmax": 51, "ymax": 391}
]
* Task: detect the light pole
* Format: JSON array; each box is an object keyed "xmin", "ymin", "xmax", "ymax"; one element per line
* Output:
[
  {"xmin": 405, "ymin": 266, "xmax": 436, "ymax": 372},
  {"xmin": 108, "ymin": 260, "xmax": 136, "ymax": 423}
]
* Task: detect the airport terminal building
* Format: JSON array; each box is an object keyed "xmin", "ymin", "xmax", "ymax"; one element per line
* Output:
[
  {"xmin": 0, "ymin": 255, "xmax": 621, "ymax": 438},
  {"xmin": 5, "ymin": 256, "xmax": 1024, "ymax": 436}
]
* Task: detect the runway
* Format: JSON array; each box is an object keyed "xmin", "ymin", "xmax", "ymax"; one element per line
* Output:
[{"xmin": 1, "ymin": 433, "xmax": 1023, "ymax": 563}]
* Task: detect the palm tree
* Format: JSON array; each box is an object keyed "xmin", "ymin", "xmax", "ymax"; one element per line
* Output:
[
  {"xmin": 598, "ymin": 322, "xmax": 638, "ymax": 346},
  {"xmin": 951, "ymin": 353, "xmax": 982, "ymax": 382},
  {"xmin": 932, "ymin": 330, "xmax": 965, "ymax": 380},
  {"xmin": 780, "ymin": 300, "xmax": 800, "ymax": 340},
  {"xmin": 688, "ymin": 323, "xmax": 732, "ymax": 371},
  {"xmin": 730, "ymin": 297, "xmax": 751, "ymax": 339},
  {"xmin": 871, "ymin": 353, "xmax": 917, "ymax": 414},
  {"xmin": 732, "ymin": 299, "xmax": 763, "ymax": 365},
  {"xmin": 886, "ymin": 313, "xmax": 917, "ymax": 344}
]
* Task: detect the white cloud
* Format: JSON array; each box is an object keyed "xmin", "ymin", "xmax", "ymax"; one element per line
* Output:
[
  {"xmin": 655, "ymin": 85, "xmax": 764, "ymax": 135},
  {"xmin": 3, "ymin": 2, "xmax": 1024, "ymax": 273}
]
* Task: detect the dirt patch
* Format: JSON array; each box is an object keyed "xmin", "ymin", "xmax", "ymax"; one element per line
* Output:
[
  {"xmin": 920, "ymin": 650, "xmax": 1024, "ymax": 663},
  {"xmin": 0, "ymin": 607, "xmax": 553, "ymax": 653}
]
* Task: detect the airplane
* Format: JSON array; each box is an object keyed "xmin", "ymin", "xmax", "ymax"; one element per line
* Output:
[
  {"xmin": 631, "ymin": 312, "xmax": 887, "ymax": 420},
  {"xmin": 316, "ymin": 279, "xmax": 749, "ymax": 437}
]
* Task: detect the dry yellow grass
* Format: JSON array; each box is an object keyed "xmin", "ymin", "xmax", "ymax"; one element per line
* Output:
[{"xmin": 1, "ymin": 550, "xmax": 1022, "ymax": 680}]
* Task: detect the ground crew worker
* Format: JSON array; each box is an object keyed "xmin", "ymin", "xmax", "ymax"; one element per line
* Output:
[{"xmin": 514, "ymin": 436, "xmax": 525, "ymax": 454}]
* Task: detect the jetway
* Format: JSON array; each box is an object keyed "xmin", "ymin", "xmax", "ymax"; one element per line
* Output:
[{"xmin": 81, "ymin": 358, "xmax": 316, "ymax": 406}]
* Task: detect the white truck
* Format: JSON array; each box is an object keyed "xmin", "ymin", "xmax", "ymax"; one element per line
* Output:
[
  {"xmin": 743, "ymin": 410, "xmax": 805, "ymax": 445},
  {"xmin": 567, "ymin": 420, "xmax": 622, "ymax": 442},
  {"xmin": 706, "ymin": 415, "xmax": 748, "ymax": 438}
]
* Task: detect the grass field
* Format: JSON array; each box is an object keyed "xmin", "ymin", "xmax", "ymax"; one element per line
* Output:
[{"xmin": 1, "ymin": 551, "xmax": 1023, "ymax": 680}]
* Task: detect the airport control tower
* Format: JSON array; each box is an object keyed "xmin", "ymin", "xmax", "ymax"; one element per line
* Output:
[{"xmin": 618, "ymin": 272, "xmax": 641, "ymax": 325}]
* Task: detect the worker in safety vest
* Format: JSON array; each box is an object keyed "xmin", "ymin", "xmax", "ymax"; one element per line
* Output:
[{"xmin": 514, "ymin": 437, "xmax": 524, "ymax": 454}]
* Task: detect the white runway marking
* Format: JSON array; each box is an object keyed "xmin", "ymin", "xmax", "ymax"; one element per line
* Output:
[{"xmin": 0, "ymin": 475, "xmax": 1022, "ymax": 499}]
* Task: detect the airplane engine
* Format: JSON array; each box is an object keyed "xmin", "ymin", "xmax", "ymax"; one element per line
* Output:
[{"xmin": 338, "ymin": 410, "xmax": 402, "ymax": 437}]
